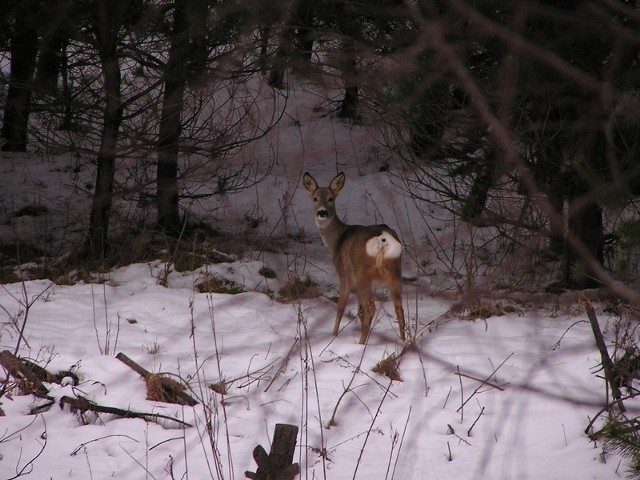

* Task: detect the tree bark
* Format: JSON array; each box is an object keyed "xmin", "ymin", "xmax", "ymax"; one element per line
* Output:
[
  {"xmin": 84, "ymin": 0, "xmax": 124, "ymax": 259},
  {"xmin": 156, "ymin": 0, "xmax": 190, "ymax": 235}
]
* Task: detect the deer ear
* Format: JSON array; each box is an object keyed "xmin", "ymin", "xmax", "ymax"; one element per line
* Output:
[
  {"xmin": 330, "ymin": 172, "xmax": 345, "ymax": 193},
  {"xmin": 302, "ymin": 172, "xmax": 318, "ymax": 194}
]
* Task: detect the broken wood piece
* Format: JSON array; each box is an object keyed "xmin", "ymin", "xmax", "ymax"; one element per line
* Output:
[
  {"xmin": 116, "ymin": 352, "xmax": 197, "ymax": 406},
  {"xmin": 245, "ymin": 423, "xmax": 300, "ymax": 480}
]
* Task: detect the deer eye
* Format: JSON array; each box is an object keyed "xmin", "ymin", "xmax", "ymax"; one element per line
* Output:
[
  {"xmin": 313, "ymin": 197, "xmax": 318, "ymax": 202},
  {"xmin": 328, "ymin": 197, "xmax": 333, "ymax": 202}
]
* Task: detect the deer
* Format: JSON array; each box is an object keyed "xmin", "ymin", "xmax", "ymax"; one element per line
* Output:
[{"xmin": 302, "ymin": 171, "xmax": 406, "ymax": 344}]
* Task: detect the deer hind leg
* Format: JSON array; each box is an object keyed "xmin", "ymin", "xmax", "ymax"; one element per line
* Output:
[
  {"xmin": 333, "ymin": 280, "xmax": 351, "ymax": 336},
  {"xmin": 356, "ymin": 284, "xmax": 375, "ymax": 345},
  {"xmin": 388, "ymin": 272, "xmax": 406, "ymax": 341}
]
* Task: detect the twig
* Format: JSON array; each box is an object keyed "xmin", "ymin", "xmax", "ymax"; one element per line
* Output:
[
  {"xmin": 263, "ymin": 337, "xmax": 300, "ymax": 392},
  {"xmin": 352, "ymin": 379, "xmax": 394, "ymax": 480},
  {"xmin": 457, "ymin": 353, "xmax": 513, "ymax": 413},
  {"xmin": 6, "ymin": 415, "xmax": 47, "ymax": 480},
  {"xmin": 327, "ymin": 346, "xmax": 370, "ymax": 428},
  {"xmin": 467, "ymin": 406, "xmax": 485, "ymax": 437},
  {"xmin": 70, "ymin": 434, "xmax": 140, "ymax": 456},
  {"xmin": 442, "ymin": 386, "xmax": 452, "ymax": 409},
  {"xmin": 454, "ymin": 371, "xmax": 505, "ymax": 391},
  {"xmin": 551, "ymin": 320, "xmax": 588, "ymax": 351},
  {"xmin": 389, "ymin": 406, "xmax": 412, "ymax": 480},
  {"xmin": 457, "ymin": 365, "xmax": 464, "ymax": 422},
  {"xmin": 584, "ymin": 393, "xmax": 640, "ymax": 437},
  {"xmin": 447, "ymin": 424, "xmax": 471, "ymax": 446}
]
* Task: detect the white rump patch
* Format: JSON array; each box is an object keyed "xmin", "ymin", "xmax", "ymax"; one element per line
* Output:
[{"xmin": 365, "ymin": 231, "xmax": 402, "ymax": 267}]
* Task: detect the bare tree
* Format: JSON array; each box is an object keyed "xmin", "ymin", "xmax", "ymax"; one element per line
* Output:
[
  {"xmin": 83, "ymin": 0, "xmax": 136, "ymax": 259},
  {"xmin": 156, "ymin": 0, "xmax": 193, "ymax": 235},
  {"xmin": 1, "ymin": 0, "xmax": 39, "ymax": 152}
]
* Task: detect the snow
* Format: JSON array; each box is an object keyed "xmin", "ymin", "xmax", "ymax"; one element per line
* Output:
[{"xmin": 0, "ymin": 82, "xmax": 625, "ymax": 479}]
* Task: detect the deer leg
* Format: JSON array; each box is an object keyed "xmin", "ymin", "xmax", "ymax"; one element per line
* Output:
[
  {"xmin": 389, "ymin": 280, "xmax": 406, "ymax": 341},
  {"xmin": 334, "ymin": 281, "xmax": 350, "ymax": 336},
  {"xmin": 356, "ymin": 284, "xmax": 375, "ymax": 345}
]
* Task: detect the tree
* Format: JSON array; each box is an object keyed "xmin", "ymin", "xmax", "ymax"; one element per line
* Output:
[
  {"xmin": 156, "ymin": 0, "xmax": 193, "ymax": 236},
  {"xmin": 1, "ymin": 0, "xmax": 39, "ymax": 151},
  {"xmin": 381, "ymin": 0, "xmax": 640, "ymax": 290},
  {"xmin": 156, "ymin": 0, "xmax": 255, "ymax": 235},
  {"xmin": 83, "ymin": 0, "xmax": 143, "ymax": 259}
]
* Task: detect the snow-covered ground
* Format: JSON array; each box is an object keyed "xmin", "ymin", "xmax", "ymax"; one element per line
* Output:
[{"xmin": 0, "ymin": 83, "xmax": 627, "ymax": 479}]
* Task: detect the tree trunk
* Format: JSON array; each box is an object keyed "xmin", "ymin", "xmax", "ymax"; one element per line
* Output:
[
  {"xmin": 293, "ymin": 0, "xmax": 314, "ymax": 68},
  {"xmin": 561, "ymin": 138, "xmax": 606, "ymax": 289},
  {"xmin": 34, "ymin": 0, "xmax": 74, "ymax": 97},
  {"xmin": 267, "ymin": 1, "xmax": 315, "ymax": 87},
  {"xmin": 339, "ymin": 81, "xmax": 359, "ymax": 119},
  {"xmin": 35, "ymin": 33, "xmax": 66, "ymax": 96},
  {"xmin": 84, "ymin": 1, "xmax": 124, "ymax": 259},
  {"xmin": 336, "ymin": 12, "xmax": 358, "ymax": 119},
  {"xmin": 563, "ymin": 199, "xmax": 603, "ymax": 289},
  {"xmin": 59, "ymin": 40, "xmax": 74, "ymax": 130},
  {"xmin": 85, "ymin": 53, "xmax": 122, "ymax": 259},
  {"xmin": 156, "ymin": 0, "xmax": 189, "ymax": 235},
  {"xmin": 460, "ymin": 150, "xmax": 497, "ymax": 222},
  {"xmin": 1, "ymin": 8, "xmax": 38, "ymax": 152}
]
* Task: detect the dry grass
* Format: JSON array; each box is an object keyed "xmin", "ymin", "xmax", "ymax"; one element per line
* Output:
[
  {"xmin": 372, "ymin": 353, "xmax": 402, "ymax": 381},
  {"xmin": 277, "ymin": 273, "xmax": 319, "ymax": 301},
  {"xmin": 195, "ymin": 273, "xmax": 245, "ymax": 294},
  {"xmin": 146, "ymin": 373, "xmax": 187, "ymax": 404}
]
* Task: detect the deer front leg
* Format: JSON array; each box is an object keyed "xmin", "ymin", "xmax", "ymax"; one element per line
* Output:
[{"xmin": 334, "ymin": 281, "xmax": 350, "ymax": 336}]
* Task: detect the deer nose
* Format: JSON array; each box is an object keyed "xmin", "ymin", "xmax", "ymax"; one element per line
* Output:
[{"xmin": 317, "ymin": 209, "xmax": 329, "ymax": 218}]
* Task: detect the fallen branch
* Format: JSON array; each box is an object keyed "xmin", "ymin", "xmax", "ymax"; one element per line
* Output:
[
  {"xmin": 582, "ymin": 297, "xmax": 625, "ymax": 412},
  {"xmin": 59, "ymin": 395, "xmax": 192, "ymax": 428}
]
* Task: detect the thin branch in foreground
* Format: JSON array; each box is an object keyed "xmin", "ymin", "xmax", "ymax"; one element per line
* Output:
[
  {"xmin": 7, "ymin": 417, "xmax": 48, "ymax": 480},
  {"xmin": 352, "ymin": 379, "xmax": 395, "ymax": 480},
  {"xmin": 70, "ymin": 434, "xmax": 140, "ymax": 456}
]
